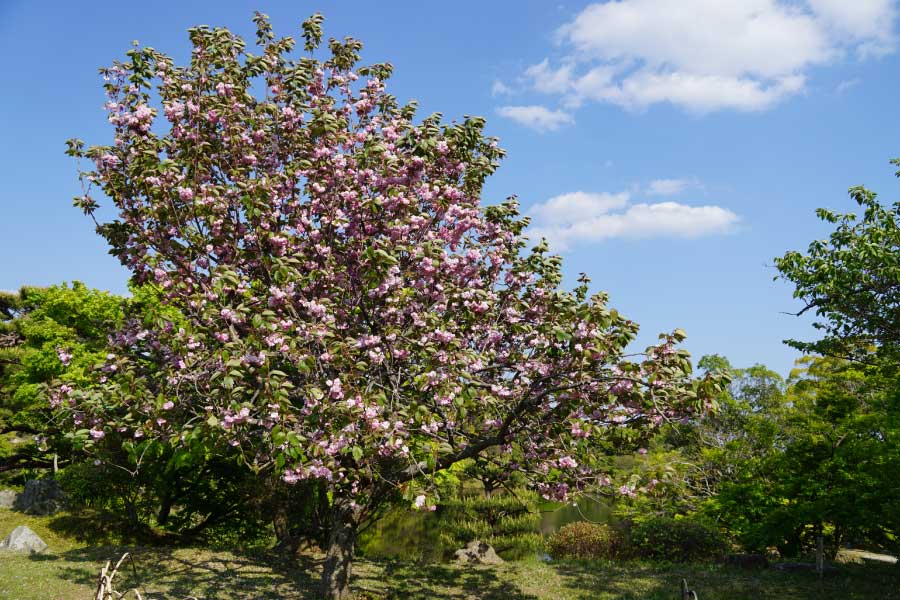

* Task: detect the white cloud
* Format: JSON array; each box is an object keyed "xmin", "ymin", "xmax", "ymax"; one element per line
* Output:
[
  {"xmin": 528, "ymin": 190, "xmax": 739, "ymax": 251},
  {"xmin": 647, "ymin": 178, "xmax": 693, "ymax": 196},
  {"xmin": 836, "ymin": 78, "xmax": 861, "ymax": 93},
  {"xmin": 529, "ymin": 191, "xmax": 629, "ymax": 226},
  {"xmin": 491, "ymin": 80, "xmax": 514, "ymax": 96},
  {"xmin": 521, "ymin": 0, "xmax": 896, "ymax": 112},
  {"xmin": 496, "ymin": 105, "xmax": 574, "ymax": 132},
  {"xmin": 809, "ymin": 0, "xmax": 896, "ymax": 55},
  {"xmin": 595, "ymin": 72, "xmax": 806, "ymax": 113},
  {"xmin": 524, "ymin": 59, "xmax": 577, "ymax": 94}
]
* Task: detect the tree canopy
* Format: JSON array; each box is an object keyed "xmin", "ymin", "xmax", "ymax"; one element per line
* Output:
[
  {"xmin": 776, "ymin": 170, "xmax": 900, "ymax": 367},
  {"xmin": 60, "ymin": 13, "xmax": 720, "ymax": 598}
]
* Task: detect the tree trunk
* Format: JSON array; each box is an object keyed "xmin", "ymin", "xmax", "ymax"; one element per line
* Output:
[
  {"xmin": 124, "ymin": 495, "xmax": 140, "ymax": 529},
  {"xmin": 816, "ymin": 528, "xmax": 824, "ymax": 578},
  {"xmin": 320, "ymin": 501, "xmax": 359, "ymax": 600},
  {"xmin": 272, "ymin": 498, "xmax": 299, "ymax": 553},
  {"xmin": 157, "ymin": 494, "xmax": 174, "ymax": 525}
]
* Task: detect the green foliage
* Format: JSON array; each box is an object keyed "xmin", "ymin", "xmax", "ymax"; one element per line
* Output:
[
  {"xmin": 435, "ymin": 487, "xmax": 543, "ymax": 560},
  {"xmin": 766, "ymin": 163, "xmax": 900, "ymax": 557},
  {"xmin": 0, "ymin": 282, "xmax": 125, "ymax": 481},
  {"xmin": 359, "ymin": 470, "xmax": 543, "ymax": 562},
  {"xmin": 610, "ymin": 357, "xmax": 784, "ymax": 524},
  {"xmin": 775, "ymin": 173, "xmax": 900, "ymax": 368},
  {"xmin": 629, "ymin": 517, "xmax": 726, "ymax": 562},
  {"xmin": 693, "ymin": 356, "xmax": 900, "ymax": 556},
  {"xmin": 546, "ymin": 521, "xmax": 622, "ymax": 560},
  {"xmin": 0, "ymin": 282, "xmax": 291, "ymax": 547}
]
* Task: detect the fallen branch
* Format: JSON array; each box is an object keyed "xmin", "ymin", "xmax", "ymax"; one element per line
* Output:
[
  {"xmin": 92, "ymin": 553, "xmax": 198, "ymax": 600},
  {"xmin": 94, "ymin": 552, "xmax": 141, "ymax": 600},
  {"xmin": 681, "ymin": 578, "xmax": 698, "ymax": 600}
]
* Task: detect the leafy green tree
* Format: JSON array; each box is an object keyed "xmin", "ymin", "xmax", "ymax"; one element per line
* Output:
[
  {"xmin": 0, "ymin": 283, "xmax": 123, "ymax": 478},
  {"xmin": 698, "ymin": 357, "xmax": 899, "ymax": 555},
  {"xmin": 613, "ymin": 357, "xmax": 783, "ymax": 524},
  {"xmin": 0, "ymin": 284, "xmax": 278, "ymax": 544},
  {"xmin": 760, "ymin": 357, "xmax": 899, "ymax": 554},
  {"xmin": 776, "ymin": 171, "xmax": 900, "ymax": 367},
  {"xmin": 771, "ymin": 162, "xmax": 900, "ymax": 554}
]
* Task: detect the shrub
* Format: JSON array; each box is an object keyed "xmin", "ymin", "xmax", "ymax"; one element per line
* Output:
[
  {"xmin": 629, "ymin": 517, "xmax": 726, "ymax": 562},
  {"xmin": 547, "ymin": 521, "xmax": 623, "ymax": 560}
]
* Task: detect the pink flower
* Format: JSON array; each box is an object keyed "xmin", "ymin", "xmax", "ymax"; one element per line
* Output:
[
  {"xmin": 618, "ymin": 485, "xmax": 637, "ymax": 498},
  {"xmin": 162, "ymin": 401, "xmax": 175, "ymax": 410},
  {"xmin": 57, "ymin": 348, "xmax": 72, "ymax": 366},
  {"xmin": 99, "ymin": 153, "xmax": 120, "ymax": 167},
  {"xmin": 133, "ymin": 104, "xmax": 153, "ymax": 121},
  {"xmin": 558, "ymin": 456, "xmax": 578, "ymax": 469},
  {"xmin": 327, "ymin": 378, "xmax": 344, "ymax": 400},
  {"xmin": 413, "ymin": 494, "xmax": 426, "ymax": 509},
  {"xmin": 164, "ymin": 101, "xmax": 185, "ymax": 120},
  {"xmin": 89, "ymin": 428, "xmax": 105, "ymax": 440}
]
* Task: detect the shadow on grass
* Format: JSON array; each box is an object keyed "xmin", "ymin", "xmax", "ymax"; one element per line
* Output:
[
  {"xmin": 32, "ymin": 546, "xmax": 536, "ymax": 600},
  {"xmin": 354, "ymin": 558, "xmax": 538, "ymax": 600},
  {"xmin": 551, "ymin": 560, "xmax": 900, "ymax": 600},
  {"xmin": 550, "ymin": 561, "xmax": 670, "ymax": 600},
  {"xmin": 46, "ymin": 510, "xmax": 173, "ymax": 547},
  {"xmin": 29, "ymin": 545, "xmax": 321, "ymax": 599}
]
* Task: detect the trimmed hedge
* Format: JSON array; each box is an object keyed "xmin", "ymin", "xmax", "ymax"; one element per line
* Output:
[
  {"xmin": 629, "ymin": 517, "xmax": 726, "ymax": 561},
  {"xmin": 547, "ymin": 521, "xmax": 623, "ymax": 560}
]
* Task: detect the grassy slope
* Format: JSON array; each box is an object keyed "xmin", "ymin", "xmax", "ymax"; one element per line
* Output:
[{"xmin": 0, "ymin": 509, "xmax": 898, "ymax": 600}]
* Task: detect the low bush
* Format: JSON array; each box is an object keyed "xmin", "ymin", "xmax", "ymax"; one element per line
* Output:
[
  {"xmin": 547, "ymin": 521, "xmax": 623, "ymax": 560},
  {"xmin": 629, "ymin": 517, "xmax": 726, "ymax": 562}
]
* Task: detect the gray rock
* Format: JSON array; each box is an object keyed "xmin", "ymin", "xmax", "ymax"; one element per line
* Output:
[
  {"xmin": 453, "ymin": 540, "xmax": 504, "ymax": 565},
  {"xmin": 836, "ymin": 548, "xmax": 898, "ymax": 565},
  {"xmin": 13, "ymin": 479, "xmax": 66, "ymax": 516},
  {"xmin": 0, "ymin": 525, "xmax": 48, "ymax": 553},
  {"xmin": 0, "ymin": 489, "xmax": 18, "ymax": 509}
]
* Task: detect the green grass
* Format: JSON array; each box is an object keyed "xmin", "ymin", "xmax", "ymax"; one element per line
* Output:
[{"xmin": 0, "ymin": 508, "xmax": 898, "ymax": 599}]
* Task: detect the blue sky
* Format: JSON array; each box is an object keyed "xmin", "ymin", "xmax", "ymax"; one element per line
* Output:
[{"xmin": 2, "ymin": 0, "xmax": 899, "ymax": 375}]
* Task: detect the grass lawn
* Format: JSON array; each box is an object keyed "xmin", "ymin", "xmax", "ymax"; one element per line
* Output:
[{"xmin": 0, "ymin": 508, "xmax": 897, "ymax": 599}]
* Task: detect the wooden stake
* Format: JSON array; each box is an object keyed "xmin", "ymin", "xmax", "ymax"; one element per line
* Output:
[{"xmin": 816, "ymin": 533, "xmax": 824, "ymax": 578}]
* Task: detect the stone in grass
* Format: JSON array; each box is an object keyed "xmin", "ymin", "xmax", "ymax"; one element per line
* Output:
[
  {"xmin": 0, "ymin": 525, "xmax": 49, "ymax": 553},
  {"xmin": 13, "ymin": 480, "xmax": 67, "ymax": 516},
  {"xmin": 453, "ymin": 540, "xmax": 504, "ymax": 565},
  {"xmin": 0, "ymin": 489, "xmax": 18, "ymax": 509}
]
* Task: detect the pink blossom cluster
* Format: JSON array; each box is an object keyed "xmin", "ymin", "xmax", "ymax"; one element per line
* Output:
[{"xmin": 58, "ymin": 18, "xmax": 720, "ymax": 513}]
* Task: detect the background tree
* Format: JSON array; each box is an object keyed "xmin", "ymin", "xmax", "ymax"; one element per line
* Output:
[
  {"xmin": 612, "ymin": 356, "xmax": 784, "ymax": 524},
  {"xmin": 0, "ymin": 283, "xmax": 275, "ymax": 543},
  {"xmin": 775, "ymin": 170, "xmax": 900, "ymax": 367},
  {"xmin": 706, "ymin": 357, "xmax": 900, "ymax": 555},
  {"xmin": 773, "ymin": 163, "xmax": 900, "ymax": 555},
  {"xmin": 61, "ymin": 14, "xmax": 721, "ymax": 598},
  {"xmin": 0, "ymin": 283, "xmax": 123, "ymax": 478}
]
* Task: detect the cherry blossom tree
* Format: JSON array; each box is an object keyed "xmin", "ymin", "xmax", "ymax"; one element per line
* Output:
[{"xmin": 60, "ymin": 14, "xmax": 721, "ymax": 599}]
